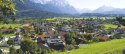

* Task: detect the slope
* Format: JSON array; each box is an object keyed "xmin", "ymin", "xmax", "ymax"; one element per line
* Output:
[{"xmin": 55, "ymin": 38, "xmax": 125, "ymax": 54}]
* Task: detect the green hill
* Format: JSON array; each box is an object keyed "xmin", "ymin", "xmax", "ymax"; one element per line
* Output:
[{"xmin": 55, "ymin": 39, "xmax": 125, "ymax": 54}]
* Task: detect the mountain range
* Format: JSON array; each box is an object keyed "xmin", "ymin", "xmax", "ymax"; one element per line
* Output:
[
  {"xmin": 79, "ymin": 6, "xmax": 125, "ymax": 14},
  {"xmin": 14, "ymin": 0, "xmax": 77, "ymax": 17},
  {"xmin": 14, "ymin": 0, "xmax": 125, "ymax": 17}
]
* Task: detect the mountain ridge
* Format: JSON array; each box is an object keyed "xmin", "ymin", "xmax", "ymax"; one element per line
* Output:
[
  {"xmin": 79, "ymin": 6, "xmax": 125, "ymax": 14},
  {"xmin": 14, "ymin": 0, "xmax": 125, "ymax": 17}
]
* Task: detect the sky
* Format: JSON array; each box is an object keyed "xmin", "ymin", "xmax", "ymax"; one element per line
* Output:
[{"xmin": 66, "ymin": 0, "xmax": 125, "ymax": 10}]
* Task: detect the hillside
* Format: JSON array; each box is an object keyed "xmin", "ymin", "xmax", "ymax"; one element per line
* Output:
[
  {"xmin": 14, "ymin": 0, "xmax": 77, "ymax": 18},
  {"xmin": 55, "ymin": 39, "xmax": 125, "ymax": 54}
]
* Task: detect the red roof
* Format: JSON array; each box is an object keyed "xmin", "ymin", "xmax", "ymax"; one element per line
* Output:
[{"xmin": 38, "ymin": 34, "xmax": 50, "ymax": 38}]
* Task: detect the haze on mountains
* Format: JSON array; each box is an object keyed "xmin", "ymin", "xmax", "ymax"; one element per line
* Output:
[{"xmin": 14, "ymin": 0, "xmax": 125, "ymax": 17}]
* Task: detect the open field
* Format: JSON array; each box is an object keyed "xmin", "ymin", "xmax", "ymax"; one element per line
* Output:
[
  {"xmin": 0, "ymin": 24, "xmax": 21, "ymax": 28},
  {"xmin": 103, "ymin": 24, "xmax": 118, "ymax": 29},
  {"xmin": 3, "ymin": 34, "xmax": 14, "ymax": 38},
  {"xmin": 103, "ymin": 24, "xmax": 125, "ymax": 29},
  {"xmin": 55, "ymin": 38, "xmax": 125, "ymax": 54}
]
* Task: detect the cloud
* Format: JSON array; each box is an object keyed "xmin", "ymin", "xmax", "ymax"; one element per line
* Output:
[{"xmin": 66, "ymin": 0, "xmax": 125, "ymax": 10}]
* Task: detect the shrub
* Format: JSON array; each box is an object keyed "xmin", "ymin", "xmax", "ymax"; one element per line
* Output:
[{"xmin": 92, "ymin": 35, "xmax": 99, "ymax": 42}]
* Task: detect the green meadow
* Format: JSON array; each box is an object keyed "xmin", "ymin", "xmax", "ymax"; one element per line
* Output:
[
  {"xmin": 0, "ymin": 24, "xmax": 21, "ymax": 28},
  {"xmin": 55, "ymin": 38, "xmax": 125, "ymax": 54}
]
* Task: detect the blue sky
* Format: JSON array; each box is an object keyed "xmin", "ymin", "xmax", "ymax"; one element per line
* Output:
[{"xmin": 66, "ymin": 0, "xmax": 125, "ymax": 10}]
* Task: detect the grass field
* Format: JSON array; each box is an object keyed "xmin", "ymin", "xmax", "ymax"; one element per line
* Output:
[
  {"xmin": 103, "ymin": 24, "xmax": 118, "ymax": 29},
  {"xmin": 3, "ymin": 34, "xmax": 14, "ymax": 38},
  {"xmin": 0, "ymin": 24, "xmax": 21, "ymax": 28},
  {"xmin": 54, "ymin": 39, "xmax": 125, "ymax": 54},
  {"xmin": 103, "ymin": 24, "xmax": 125, "ymax": 29}
]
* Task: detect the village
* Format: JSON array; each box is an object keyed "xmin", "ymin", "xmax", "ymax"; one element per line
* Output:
[{"xmin": 0, "ymin": 17, "xmax": 125, "ymax": 54}]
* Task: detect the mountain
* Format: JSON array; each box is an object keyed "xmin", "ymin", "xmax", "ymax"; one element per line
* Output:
[
  {"xmin": 103, "ymin": 9, "xmax": 125, "ymax": 14},
  {"xmin": 80, "ymin": 6, "xmax": 125, "ymax": 17},
  {"xmin": 15, "ymin": 0, "xmax": 125, "ymax": 17},
  {"xmin": 46, "ymin": 0, "xmax": 77, "ymax": 14},
  {"xmin": 92, "ymin": 6, "xmax": 125, "ymax": 14},
  {"xmin": 92, "ymin": 6, "xmax": 116, "ymax": 13},
  {"xmin": 16, "ymin": 9, "xmax": 73, "ymax": 18},
  {"xmin": 14, "ymin": 0, "xmax": 77, "ymax": 17},
  {"xmin": 77, "ymin": 8, "xmax": 92, "ymax": 13}
]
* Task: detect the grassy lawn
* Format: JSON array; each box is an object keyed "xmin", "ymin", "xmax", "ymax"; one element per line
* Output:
[
  {"xmin": 3, "ymin": 34, "xmax": 14, "ymax": 38},
  {"xmin": 0, "ymin": 24, "xmax": 21, "ymax": 28},
  {"xmin": 103, "ymin": 24, "xmax": 118, "ymax": 29},
  {"xmin": 54, "ymin": 39, "xmax": 125, "ymax": 54},
  {"xmin": 103, "ymin": 24, "xmax": 125, "ymax": 29}
]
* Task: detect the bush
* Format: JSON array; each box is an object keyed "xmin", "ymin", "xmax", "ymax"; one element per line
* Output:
[
  {"xmin": 7, "ymin": 38, "xmax": 15, "ymax": 46},
  {"xmin": 9, "ymin": 46, "xmax": 17, "ymax": 54},
  {"xmin": 66, "ymin": 45, "xmax": 74, "ymax": 51},
  {"xmin": 0, "ymin": 32, "xmax": 3, "ymax": 41},
  {"xmin": 16, "ymin": 49, "xmax": 23, "ymax": 54},
  {"xmin": 92, "ymin": 35, "xmax": 99, "ymax": 42}
]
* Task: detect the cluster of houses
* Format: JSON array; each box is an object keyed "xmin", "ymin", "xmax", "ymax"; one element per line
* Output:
[
  {"xmin": 0, "ymin": 17, "xmax": 125, "ymax": 53},
  {"xmin": 13, "ymin": 18, "xmax": 124, "ymax": 47}
]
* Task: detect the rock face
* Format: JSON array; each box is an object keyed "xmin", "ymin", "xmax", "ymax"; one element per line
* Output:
[{"xmin": 14, "ymin": 0, "xmax": 77, "ymax": 17}]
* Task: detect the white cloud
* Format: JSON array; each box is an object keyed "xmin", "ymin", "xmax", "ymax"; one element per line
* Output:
[{"xmin": 66, "ymin": 0, "xmax": 125, "ymax": 10}]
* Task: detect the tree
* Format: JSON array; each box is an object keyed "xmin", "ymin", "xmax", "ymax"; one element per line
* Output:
[
  {"xmin": 20, "ymin": 40, "xmax": 31, "ymax": 53},
  {"xmin": 20, "ymin": 34, "xmax": 32, "ymax": 53},
  {"xmin": 7, "ymin": 38, "xmax": 15, "ymax": 46},
  {"xmin": 0, "ymin": 0, "xmax": 23, "ymax": 22},
  {"xmin": 65, "ymin": 32, "xmax": 74, "ymax": 45},
  {"xmin": 29, "ymin": 42, "xmax": 42, "ymax": 54},
  {"xmin": 9, "ymin": 46, "xmax": 17, "ymax": 54},
  {"xmin": 10, "ymin": 15, "xmax": 16, "ymax": 22},
  {"xmin": 16, "ymin": 49, "xmax": 23, "ymax": 54},
  {"xmin": 21, "ymin": 34, "xmax": 43, "ymax": 54},
  {"xmin": 0, "ymin": 32, "xmax": 3, "ymax": 41},
  {"xmin": 0, "ymin": 14, "xmax": 2, "ymax": 22}
]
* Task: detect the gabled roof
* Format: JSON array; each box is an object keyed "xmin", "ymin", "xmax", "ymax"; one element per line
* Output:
[{"xmin": 38, "ymin": 34, "xmax": 50, "ymax": 38}]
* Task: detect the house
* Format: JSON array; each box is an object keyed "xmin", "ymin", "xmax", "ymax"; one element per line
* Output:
[
  {"xmin": 62, "ymin": 25, "xmax": 72, "ymax": 32},
  {"xmin": 14, "ymin": 35, "xmax": 21, "ymax": 45},
  {"xmin": 99, "ymin": 35, "xmax": 109, "ymax": 41},
  {"xmin": 0, "ymin": 28, "xmax": 14, "ymax": 34},
  {"xmin": 37, "ymin": 33, "xmax": 50, "ymax": 39},
  {"xmin": 46, "ymin": 36, "xmax": 65, "ymax": 50},
  {"xmin": 117, "ymin": 28, "xmax": 125, "ymax": 34}
]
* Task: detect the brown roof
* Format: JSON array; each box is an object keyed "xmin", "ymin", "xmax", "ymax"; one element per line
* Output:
[
  {"xmin": 99, "ymin": 36, "xmax": 108, "ymax": 41},
  {"xmin": 38, "ymin": 34, "xmax": 50, "ymax": 38}
]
